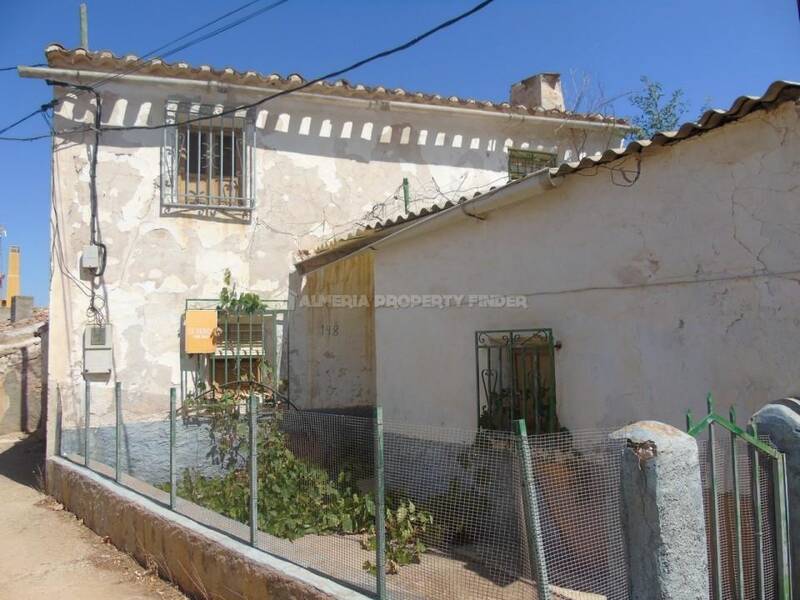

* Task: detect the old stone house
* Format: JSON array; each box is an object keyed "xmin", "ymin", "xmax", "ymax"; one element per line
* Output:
[
  {"xmin": 22, "ymin": 44, "xmax": 626, "ymax": 448},
  {"xmin": 294, "ymin": 81, "xmax": 800, "ymax": 432}
]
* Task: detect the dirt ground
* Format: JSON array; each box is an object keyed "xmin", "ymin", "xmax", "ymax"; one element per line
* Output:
[{"xmin": 0, "ymin": 432, "xmax": 187, "ymax": 600}]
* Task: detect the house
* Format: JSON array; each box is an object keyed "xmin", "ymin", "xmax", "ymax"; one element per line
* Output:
[
  {"xmin": 293, "ymin": 81, "xmax": 800, "ymax": 432},
  {"xmin": 21, "ymin": 44, "xmax": 627, "ymax": 448}
]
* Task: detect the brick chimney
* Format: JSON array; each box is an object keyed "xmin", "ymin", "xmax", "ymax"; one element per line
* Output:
[{"xmin": 510, "ymin": 73, "xmax": 565, "ymax": 111}]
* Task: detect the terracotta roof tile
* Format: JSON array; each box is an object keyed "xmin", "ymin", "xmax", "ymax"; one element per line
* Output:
[{"xmin": 43, "ymin": 44, "xmax": 628, "ymax": 126}]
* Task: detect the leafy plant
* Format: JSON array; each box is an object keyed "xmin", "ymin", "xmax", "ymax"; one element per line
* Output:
[
  {"xmin": 629, "ymin": 76, "xmax": 687, "ymax": 139},
  {"xmin": 219, "ymin": 268, "xmax": 265, "ymax": 313},
  {"xmin": 165, "ymin": 410, "xmax": 432, "ymax": 573},
  {"xmin": 363, "ymin": 499, "xmax": 433, "ymax": 574},
  {"xmin": 169, "ymin": 415, "xmax": 374, "ymax": 539}
]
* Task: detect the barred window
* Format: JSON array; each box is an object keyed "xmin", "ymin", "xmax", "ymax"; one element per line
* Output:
[
  {"xmin": 162, "ymin": 102, "xmax": 254, "ymax": 214},
  {"xmin": 507, "ymin": 148, "xmax": 557, "ymax": 181}
]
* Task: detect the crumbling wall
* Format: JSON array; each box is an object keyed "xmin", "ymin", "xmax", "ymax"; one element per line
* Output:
[{"xmin": 0, "ymin": 310, "xmax": 48, "ymax": 434}]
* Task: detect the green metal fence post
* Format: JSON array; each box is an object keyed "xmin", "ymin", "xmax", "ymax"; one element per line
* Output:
[
  {"xmin": 84, "ymin": 380, "xmax": 90, "ymax": 467},
  {"xmin": 707, "ymin": 395, "xmax": 724, "ymax": 600},
  {"xmin": 749, "ymin": 423, "xmax": 766, "ymax": 600},
  {"xmin": 249, "ymin": 392, "xmax": 258, "ymax": 546},
  {"xmin": 774, "ymin": 453, "xmax": 793, "ymax": 600},
  {"xmin": 374, "ymin": 406, "xmax": 386, "ymax": 599},
  {"xmin": 402, "ymin": 177, "xmax": 410, "ymax": 213},
  {"xmin": 169, "ymin": 387, "xmax": 177, "ymax": 510},
  {"xmin": 514, "ymin": 419, "xmax": 550, "ymax": 600},
  {"xmin": 115, "ymin": 381, "xmax": 121, "ymax": 483},
  {"xmin": 729, "ymin": 407, "xmax": 745, "ymax": 600}
]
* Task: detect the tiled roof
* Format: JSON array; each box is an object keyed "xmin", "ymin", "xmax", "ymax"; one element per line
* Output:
[
  {"xmin": 552, "ymin": 79, "xmax": 800, "ymax": 176},
  {"xmin": 297, "ymin": 79, "xmax": 800, "ymax": 273},
  {"xmin": 43, "ymin": 44, "xmax": 627, "ymax": 126}
]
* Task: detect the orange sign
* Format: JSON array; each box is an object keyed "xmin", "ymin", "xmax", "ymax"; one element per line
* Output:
[{"xmin": 185, "ymin": 310, "xmax": 217, "ymax": 354}]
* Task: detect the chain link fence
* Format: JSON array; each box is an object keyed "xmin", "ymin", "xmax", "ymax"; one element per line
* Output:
[{"xmin": 59, "ymin": 384, "xmax": 636, "ymax": 599}]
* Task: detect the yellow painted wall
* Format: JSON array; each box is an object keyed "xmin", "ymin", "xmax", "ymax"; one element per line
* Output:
[{"xmin": 3, "ymin": 246, "xmax": 20, "ymax": 306}]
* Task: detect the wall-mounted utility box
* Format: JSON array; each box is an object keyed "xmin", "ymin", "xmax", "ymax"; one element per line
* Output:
[
  {"xmin": 81, "ymin": 245, "xmax": 101, "ymax": 271},
  {"xmin": 83, "ymin": 324, "xmax": 113, "ymax": 376}
]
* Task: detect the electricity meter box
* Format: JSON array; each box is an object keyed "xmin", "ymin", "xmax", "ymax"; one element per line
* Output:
[{"xmin": 83, "ymin": 324, "xmax": 113, "ymax": 376}]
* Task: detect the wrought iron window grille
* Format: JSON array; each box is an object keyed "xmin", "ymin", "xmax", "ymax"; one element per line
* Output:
[
  {"xmin": 475, "ymin": 328, "xmax": 558, "ymax": 434},
  {"xmin": 161, "ymin": 101, "xmax": 256, "ymax": 218}
]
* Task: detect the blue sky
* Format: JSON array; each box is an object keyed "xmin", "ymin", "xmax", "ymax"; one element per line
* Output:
[{"xmin": 1, "ymin": 0, "xmax": 798, "ymax": 306}]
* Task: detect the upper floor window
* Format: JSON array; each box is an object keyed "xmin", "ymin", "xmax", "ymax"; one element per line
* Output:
[
  {"xmin": 161, "ymin": 102, "xmax": 255, "ymax": 216},
  {"xmin": 507, "ymin": 148, "xmax": 557, "ymax": 181}
]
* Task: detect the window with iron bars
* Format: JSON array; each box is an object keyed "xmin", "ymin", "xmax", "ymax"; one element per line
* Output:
[
  {"xmin": 507, "ymin": 148, "xmax": 557, "ymax": 181},
  {"xmin": 162, "ymin": 102, "xmax": 255, "ymax": 213}
]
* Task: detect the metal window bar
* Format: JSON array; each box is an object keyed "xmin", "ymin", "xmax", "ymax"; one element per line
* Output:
[
  {"xmin": 476, "ymin": 329, "xmax": 557, "ymax": 434},
  {"xmin": 164, "ymin": 105, "xmax": 254, "ymax": 211}
]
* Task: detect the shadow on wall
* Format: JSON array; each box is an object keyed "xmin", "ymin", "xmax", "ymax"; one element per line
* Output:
[{"xmin": 55, "ymin": 92, "xmax": 567, "ymax": 169}]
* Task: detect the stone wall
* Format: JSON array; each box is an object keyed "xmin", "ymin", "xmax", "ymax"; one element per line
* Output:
[{"xmin": 0, "ymin": 310, "xmax": 47, "ymax": 435}]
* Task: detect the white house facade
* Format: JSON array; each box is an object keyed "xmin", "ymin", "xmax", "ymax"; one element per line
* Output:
[
  {"xmin": 295, "ymin": 81, "xmax": 800, "ymax": 432},
  {"xmin": 23, "ymin": 45, "xmax": 627, "ymax": 446}
]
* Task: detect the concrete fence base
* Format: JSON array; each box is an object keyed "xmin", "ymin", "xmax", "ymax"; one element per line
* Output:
[
  {"xmin": 46, "ymin": 457, "xmax": 368, "ymax": 600},
  {"xmin": 611, "ymin": 421, "xmax": 709, "ymax": 600}
]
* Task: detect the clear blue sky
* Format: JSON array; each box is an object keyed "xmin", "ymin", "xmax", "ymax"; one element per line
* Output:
[{"xmin": 1, "ymin": 0, "xmax": 798, "ymax": 306}]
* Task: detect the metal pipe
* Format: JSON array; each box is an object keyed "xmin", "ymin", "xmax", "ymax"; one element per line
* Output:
[
  {"xmin": 84, "ymin": 379, "xmax": 90, "ymax": 466},
  {"xmin": 514, "ymin": 419, "xmax": 550, "ymax": 600},
  {"xmin": 18, "ymin": 66, "xmax": 630, "ymax": 132},
  {"xmin": 374, "ymin": 406, "xmax": 386, "ymax": 599},
  {"xmin": 774, "ymin": 455, "xmax": 793, "ymax": 599},
  {"xmin": 249, "ymin": 392, "xmax": 258, "ymax": 546},
  {"xmin": 402, "ymin": 177, "xmax": 409, "ymax": 213},
  {"xmin": 79, "ymin": 4, "xmax": 89, "ymax": 50},
  {"xmin": 729, "ymin": 407, "xmax": 745, "ymax": 600},
  {"xmin": 749, "ymin": 423, "xmax": 766, "ymax": 600},
  {"xmin": 115, "ymin": 381, "xmax": 122, "ymax": 482},
  {"xmin": 169, "ymin": 387, "xmax": 177, "ymax": 510},
  {"xmin": 708, "ymin": 416, "xmax": 724, "ymax": 600}
]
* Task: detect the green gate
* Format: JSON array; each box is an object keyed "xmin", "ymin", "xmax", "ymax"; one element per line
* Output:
[
  {"xmin": 181, "ymin": 299, "xmax": 291, "ymax": 409},
  {"xmin": 687, "ymin": 394, "xmax": 792, "ymax": 600}
]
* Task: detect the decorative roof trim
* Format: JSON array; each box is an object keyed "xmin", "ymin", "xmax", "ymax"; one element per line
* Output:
[{"xmin": 43, "ymin": 44, "xmax": 627, "ymax": 126}]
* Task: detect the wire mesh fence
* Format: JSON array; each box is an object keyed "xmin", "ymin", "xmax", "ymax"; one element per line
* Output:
[
  {"xmin": 60, "ymin": 383, "xmax": 638, "ymax": 599},
  {"xmin": 697, "ymin": 435, "xmax": 779, "ymax": 600}
]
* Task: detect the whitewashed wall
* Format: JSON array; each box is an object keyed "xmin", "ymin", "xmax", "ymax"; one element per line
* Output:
[
  {"xmin": 47, "ymin": 77, "xmax": 619, "ymax": 433},
  {"xmin": 373, "ymin": 101, "xmax": 800, "ymax": 431}
]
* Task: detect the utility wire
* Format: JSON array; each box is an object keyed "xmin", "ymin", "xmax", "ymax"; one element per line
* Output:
[
  {"xmin": 0, "ymin": 101, "xmax": 57, "ymax": 136},
  {"xmin": 0, "ymin": 0, "xmax": 497, "ymax": 141},
  {"xmin": 101, "ymin": 0, "xmax": 497, "ymax": 133},
  {"xmin": 0, "ymin": 0, "xmax": 290, "ymax": 139},
  {"xmin": 75, "ymin": 0, "xmax": 290, "ymax": 93},
  {"xmin": 0, "ymin": 63, "xmax": 44, "ymax": 72}
]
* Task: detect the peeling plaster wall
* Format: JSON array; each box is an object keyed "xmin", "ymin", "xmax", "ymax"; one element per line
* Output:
[
  {"xmin": 372, "ymin": 101, "xmax": 800, "ymax": 431},
  {"xmin": 47, "ymin": 79, "xmax": 619, "ymax": 440},
  {"xmin": 290, "ymin": 253, "xmax": 375, "ymax": 412}
]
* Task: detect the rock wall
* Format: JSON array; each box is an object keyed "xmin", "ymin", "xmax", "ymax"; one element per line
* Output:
[{"xmin": 0, "ymin": 311, "xmax": 48, "ymax": 435}]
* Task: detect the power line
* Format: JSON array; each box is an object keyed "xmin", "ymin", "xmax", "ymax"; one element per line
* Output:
[
  {"xmin": 0, "ymin": 63, "xmax": 44, "ymax": 72},
  {"xmin": 0, "ymin": 0, "xmax": 290, "ymax": 139},
  {"xmin": 101, "ymin": 0, "xmax": 497, "ymax": 133},
  {"xmin": 0, "ymin": 0, "xmax": 497, "ymax": 142},
  {"xmin": 0, "ymin": 100, "xmax": 57, "ymax": 136},
  {"xmin": 77, "ymin": 0, "xmax": 290, "ymax": 93}
]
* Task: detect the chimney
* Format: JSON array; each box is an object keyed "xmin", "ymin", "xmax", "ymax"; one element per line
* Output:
[{"xmin": 510, "ymin": 73, "xmax": 565, "ymax": 111}]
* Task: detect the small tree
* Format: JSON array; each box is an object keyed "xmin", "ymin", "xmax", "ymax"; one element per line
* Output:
[{"xmin": 629, "ymin": 76, "xmax": 687, "ymax": 139}]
